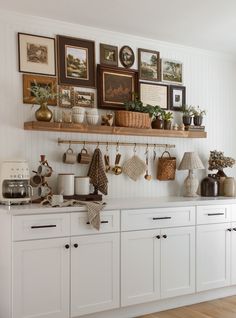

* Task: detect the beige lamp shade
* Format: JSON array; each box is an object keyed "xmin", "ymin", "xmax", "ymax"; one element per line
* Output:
[{"xmin": 178, "ymin": 152, "xmax": 204, "ymax": 170}]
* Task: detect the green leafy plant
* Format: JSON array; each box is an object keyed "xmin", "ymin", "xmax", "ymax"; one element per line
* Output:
[
  {"xmin": 162, "ymin": 110, "xmax": 173, "ymax": 121},
  {"xmin": 180, "ymin": 105, "xmax": 194, "ymax": 116},
  {"xmin": 192, "ymin": 105, "xmax": 206, "ymax": 117},
  {"xmin": 28, "ymin": 80, "xmax": 58, "ymax": 104},
  {"xmin": 124, "ymin": 94, "xmax": 154, "ymax": 118}
]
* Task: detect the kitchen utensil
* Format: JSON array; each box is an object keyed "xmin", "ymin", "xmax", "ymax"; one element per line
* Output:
[
  {"xmin": 104, "ymin": 142, "xmax": 111, "ymax": 173},
  {"xmin": 144, "ymin": 145, "xmax": 152, "ymax": 181},
  {"xmin": 75, "ymin": 176, "xmax": 90, "ymax": 195},
  {"xmin": 63, "ymin": 145, "xmax": 76, "ymax": 164},
  {"xmin": 57, "ymin": 173, "xmax": 75, "ymax": 196},
  {"xmin": 77, "ymin": 144, "xmax": 92, "ymax": 164},
  {"xmin": 112, "ymin": 143, "xmax": 122, "ymax": 175}
]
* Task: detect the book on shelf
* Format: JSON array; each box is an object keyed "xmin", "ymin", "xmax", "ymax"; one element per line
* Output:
[{"xmin": 185, "ymin": 125, "xmax": 205, "ymax": 131}]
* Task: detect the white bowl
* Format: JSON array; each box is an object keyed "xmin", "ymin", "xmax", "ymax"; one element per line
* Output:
[
  {"xmin": 72, "ymin": 114, "xmax": 84, "ymax": 124},
  {"xmin": 72, "ymin": 106, "xmax": 85, "ymax": 115},
  {"xmin": 86, "ymin": 114, "xmax": 99, "ymax": 125},
  {"xmin": 86, "ymin": 108, "xmax": 98, "ymax": 115}
]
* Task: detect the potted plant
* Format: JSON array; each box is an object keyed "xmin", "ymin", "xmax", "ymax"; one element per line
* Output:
[
  {"xmin": 162, "ymin": 111, "xmax": 173, "ymax": 130},
  {"xmin": 192, "ymin": 106, "xmax": 206, "ymax": 126},
  {"xmin": 28, "ymin": 81, "xmax": 58, "ymax": 122},
  {"xmin": 149, "ymin": 106, "xmax": 165, "ymax": 129},
  {"xmin": 115, "ymin": 95, "xmax": 152, "ymax": 129},
  {"xmin": 180, "ymin": 105, "xmax": 193, "ymax": 127}
]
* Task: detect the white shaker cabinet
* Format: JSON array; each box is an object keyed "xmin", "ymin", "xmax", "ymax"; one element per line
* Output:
[
  {"xmin": 13, "ymin": 238, "xmax": 70, "ymax": 318},
  {"xmin": 196, "ymin": 223, "xmax": 231, "ymax": 292},
  {"xmin": 121, "ymin": 226, "xmax": 195, "ymax": 306},
  {"xmin": 70, "ymin": 233, "xmax": 120, "ymax": 317}
]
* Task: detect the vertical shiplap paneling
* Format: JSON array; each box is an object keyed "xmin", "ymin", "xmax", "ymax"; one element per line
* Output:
[{"xmin": 0, "ymin": 10, "xmax": 236, "ymax": 198}]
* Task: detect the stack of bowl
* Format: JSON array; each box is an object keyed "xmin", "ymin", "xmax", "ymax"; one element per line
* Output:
[
  {"xmin": 72, "ymin": 107, "xmax": 85, "ymax": 124},
  {"xmin": 86, "ymin": 108, "xmax": 99, "ymax": 125}
]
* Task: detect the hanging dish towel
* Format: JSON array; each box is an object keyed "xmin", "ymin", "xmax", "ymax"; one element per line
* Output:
[
  {"xmin": 123, "ymin": 155, "xmax": 147, "ymax": 181},
  {"xmin": 88, "ymin": 148, "xmax": 108, "ymax": 195}
]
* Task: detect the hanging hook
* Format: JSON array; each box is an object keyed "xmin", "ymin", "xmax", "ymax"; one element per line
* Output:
[
  {"xmin": 106, "ymin": 142, "xmax": 109, "ymax": 153},
  {"xmin": 145, "ymin": 143, "xmax": 149, "ymax": 155},
  {"xmin": 96, "ymin": 141, "xmax": 100, "ymax": 149},
  {"xmin": 82, "ymin": 141, "xmax": 86, "ymax": 150},
  {"xmin": 153, "ymin": 144, "xmax": 157, "ymax": 161},
  {"xmin": 116, "ymin": 141, "xmax": 120, "ymax": 153},
  {"xmin": 68, "ymin": 140, "xmax": 72, "ymax": 150},
  {"xmin": 133, "ymin": 143, "xmax": 137, "ymax": 153}
]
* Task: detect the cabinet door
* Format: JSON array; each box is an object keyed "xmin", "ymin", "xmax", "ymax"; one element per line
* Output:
[
  {"xmin": 196, "ymin": 223, "xmax": 231, "ymax": 292},
  {"xmin": 121, "ymin": 230, "xmax": 161, "ymax": 306},
  {"xmin": 231, "ymin": 222, "xmax": 236, "ymax": 284},
  {"xmin": 71, "ymin": 233, "xmax": 119, "ymax": 317},
  {"xmin": 13, "ymin": 238, "xmax": 70, "ymax": 318},
  {"xmin": 160, "ymin": 226, "xmax": 195, "ymax": 298}
]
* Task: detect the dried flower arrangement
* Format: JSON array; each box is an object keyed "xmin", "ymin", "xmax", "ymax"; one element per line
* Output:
[{"xmin": 208, "ymin": 150, "xmax": 235, "ymax": 175}]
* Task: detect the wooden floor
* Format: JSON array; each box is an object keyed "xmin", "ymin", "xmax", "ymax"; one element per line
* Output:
[{"xmin": 138, "ymin": 296, "xmax": 236, "ymax": 318}]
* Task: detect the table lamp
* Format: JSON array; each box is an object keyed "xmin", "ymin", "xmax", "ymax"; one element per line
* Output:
[{"xmin": 178, "ymin": 152, "xmax": 204, "ymax": 197}]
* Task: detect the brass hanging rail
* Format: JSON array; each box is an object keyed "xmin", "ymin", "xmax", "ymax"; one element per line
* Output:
[{"xmin": 57, "ymin": 138, "xmax": 175, "ymax": 149}]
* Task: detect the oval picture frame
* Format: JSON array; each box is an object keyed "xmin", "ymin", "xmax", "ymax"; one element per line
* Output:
[{"xmin": 119, "ymin": 46, "xmax": 135, "ymax": 68}]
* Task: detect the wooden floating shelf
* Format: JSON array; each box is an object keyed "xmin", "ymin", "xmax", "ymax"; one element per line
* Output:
[{"xmin": 24, "ymin": 121, "xmax": 207, "ymax": 139}]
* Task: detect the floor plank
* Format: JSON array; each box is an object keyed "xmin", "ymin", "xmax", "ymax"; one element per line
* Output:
[{"xmin": 138, "ymin": 296, "xmax": 236, "ymax": 318}]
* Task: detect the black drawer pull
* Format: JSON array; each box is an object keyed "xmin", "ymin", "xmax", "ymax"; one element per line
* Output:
[
  {"xmin": 153, "ymin": 217, "xmax": 171, "ymax": 220},
  {"xmin": 233, "ymin": 228, "xmax": 236, "ymax": 231},
  {"xmin": 162, "ymin": 234, "xmax": 168, "ymax": 239},
  {"xmin": 31, "ymin": 225, "xmax": 57, "ymax": 229},
  {"xmin": 156, "ymin": 235, "xmax": 161, "ymax": 239},
  {"xmin": 86, "ymin": 220, "xmax": 109, "ymax": 225},
  {"xmin": 207, "ymin": 213, "xmax": 224, "ymax": 216},
  {"xmin": 227, "ymin": 228, "xmax": 232, "ymax": 232}
]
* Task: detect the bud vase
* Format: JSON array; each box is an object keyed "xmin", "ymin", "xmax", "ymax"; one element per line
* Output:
[{"xmin": 35, "ymin": 102, "xmax": 52, "ymax": 122}]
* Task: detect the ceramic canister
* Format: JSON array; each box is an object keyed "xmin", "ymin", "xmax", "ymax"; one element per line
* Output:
[
  {"xmin": 58, "ymin": 173, "xmax": 74, "ymax": 196},
  {"xmin": 75, "ymin": 177, "xmax": 90, "ymax": 195},
  {"xmin": 224, "ymin": 177, "xmax": 235, "ymax": 197}
]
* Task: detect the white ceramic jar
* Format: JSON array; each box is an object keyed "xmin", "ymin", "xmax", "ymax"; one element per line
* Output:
[
  {"xmin": 57, "ymin": 173, "xmax": 74, "ymax": 196},
  {"xmin": 75, "ymin": 176, "xmax": 90, "ymax": 195},
  {"xmin": 224, "ymin": 177, "xmax": 235, "ymax": 197}
]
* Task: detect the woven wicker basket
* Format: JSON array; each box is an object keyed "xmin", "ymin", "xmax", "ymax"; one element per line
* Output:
[{"xmin": 115, "ymin": 110, "xmax": 151, "ymax": 129}]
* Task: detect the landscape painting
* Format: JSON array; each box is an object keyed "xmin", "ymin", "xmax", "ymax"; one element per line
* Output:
[
  {"xmin": 138, "ymin": 48, "xmax": 160, "ymax": 81},
  {"xmin": 59, "ymin": 86, "xmax": 74, "ymax": 108},
  {"xmin": 65, "ymin": 45, "xmax": 88, "ymax": 80},
  {"xmin": 74, "ymin": 89, "xmax": 95, "ymax": 107},
  {"xmin": 162, "ymin": 59, "xmax": 183, "ymax": 84}
]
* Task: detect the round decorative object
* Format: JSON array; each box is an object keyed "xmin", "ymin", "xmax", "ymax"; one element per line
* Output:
[
  {"xmin": 119, "ymin": 46, "xmax": 135, "ymax": 68},
  {"xmin": 35, "ymin": 102, "xmax": 52, "ymax": 122}
]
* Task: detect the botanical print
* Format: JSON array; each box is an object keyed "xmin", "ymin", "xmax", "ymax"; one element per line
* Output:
[
  {"xmin": 59, "ymin": 86, "xmax": 74, "ymax": 108},
  {"xmin": 66, "ymin": 45, "xmax": 88, "ymax": 80},
  {"xmin": 140, "ymin": 51, "xmax": 158, "ymax": 80},
  {"xmin": 162, "ymin": 60, "xmax": 183, "ymax": 84},
  {"xmin": 27, "ymin": 43, "xmax": 48, "ymax": 64},
  {"xmin": 74, "ymin": 89, "xmax": 95, "ymax": 107},
  {"xmin": 104, "ymin": 72, "xmax": 133, "ymax": 104}
]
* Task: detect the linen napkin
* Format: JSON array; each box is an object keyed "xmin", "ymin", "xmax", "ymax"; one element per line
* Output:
[{"xmin": 87, "ymin": 148, "xmax": 108, "ymax": 195}]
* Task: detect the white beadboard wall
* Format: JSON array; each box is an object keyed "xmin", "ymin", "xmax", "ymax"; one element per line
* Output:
[{"xmin": 0, "ymin": 9, "xmax": 236, "ymax": 198}]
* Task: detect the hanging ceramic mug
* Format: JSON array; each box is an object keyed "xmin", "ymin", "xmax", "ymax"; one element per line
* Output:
[
  {"xmin": 38, "ymin": 183, "xmax": 52, "ymax": 197},
  {"xmin": 37, "ymin": 163, "xmax": 53, "ymax": 177},
  {"xmin": 63, "ymin": 146, "xmax": 76, "ymax": 164},
  {"xmin": 30, "ymin": 174, "xmax": 43, "ymax": 187},
  {"xmin": 77, "ymin": 148, "xmax": 92, "ymax": 164}
]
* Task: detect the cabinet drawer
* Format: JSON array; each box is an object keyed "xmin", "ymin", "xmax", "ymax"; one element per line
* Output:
[
  {"xmin": 231, "ymin": 204, "xmax": 236, "ymax": 221},
  {"xmin": 71, "ymin": 210, "xmax": 120, "ymax": 235},
  {"xmin": 121, "ymin": 206, "xmax": 195, "ymax": 231},
  {"xmin": 13, "ymin": 213, "xmax": 70, "ymax": 241},
  {"xmin": 196, "ymin": 205, "xmax": 231, "ymax": 224}
]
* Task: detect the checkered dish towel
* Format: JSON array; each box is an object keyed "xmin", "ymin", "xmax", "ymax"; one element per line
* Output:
[{"xmin": 88, "ymin": 148, "xmax": 108, "ymax": 195}]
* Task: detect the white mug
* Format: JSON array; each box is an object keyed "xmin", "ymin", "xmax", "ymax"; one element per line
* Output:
[
  {"xmin": 38, "ymin": 184, "xmax": 52, "ymax": 197},
  {"xmin": 47, "ymin": 194, "xmax": 64, "ymax": 207},
  {"xmin": 38, "ymin": 164, "xmax": 53, "ymax": 177},
  {"xmin": 75, "ymin": 176, "xmax": 90, "ymax": 195},
  {"xmin": 58, "ymin": 173, "xmax": 74, "ymax": 196}
]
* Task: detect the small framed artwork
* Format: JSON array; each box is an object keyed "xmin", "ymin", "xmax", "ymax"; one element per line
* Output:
[
  {"xmin": 139, "ymin": 82, "xmax": 168, "ymax": 109},
  {"xmin": 58, "ymin": 86, "xmax": 74, "ymax": 108},
  {"xmin": 169, "ymin": 85, "xmax": 186, "ymax": 111},
  {"xmin": 119, "ymin": 46, "xmax": 135, "ymax": 68},
  {"xmin": 57, "ymin": 35, "xmax": 95, "ymax": 88},
  {"xmin": 23, "ymin": 74, "xmax": 57, "ymax": 105},
  {"xmin": 97, "ymin": 64, "xmax": 138, "ymax": 110},
  {"xmin": 18, "ymin": 33, "xmax": 56, "ymax": 76},
  {"xmin": 74, "ymin": 88, "xmax": 95, "ymax": 108},
  {"xmin": 161, "ymin": 59, "xmax": 183, "ymax": 84},
  {"xmin": 138, "ymin": 48, "xmax": 160, "ymax": 81},
  {"xmin": 100, "ymin": 43, "xmax": 118, "ymax": 67}
]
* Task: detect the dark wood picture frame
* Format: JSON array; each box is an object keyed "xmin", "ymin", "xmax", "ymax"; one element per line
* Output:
[
  {"xmin": 119, "ymin": 45, "xmax": 135, "ymax": 68},
  {"xmin": 139, "ymin": 82, "xmax": 169, "ymax": 110},
  {"xmin": 100, "ymin": 43, "xmax": 118, "ymax": 67},
  {"xmin": 97, "ymin": 64, "xmax": 138, "ymax": 110},
  {"xmin": 23, "ymin": 74, "xmax": 57, "ymax": 105},
  {"xmin": 18, "ymin": 33, "xmax": 56, "ymax": 76},
  {"xmin": 169, "ymin": 85, "xmax": 186, "ymax": 111},
  {"xmin": 138, "ymin": 48, "xmax": 160, "ymax": 81},
  {"xmin": 57, "ymin": 35, "xmax": 96, "ymax": 88},
  {"xmin": 58, "ymin": 85, "xmax": 74, "ymax": 108}
]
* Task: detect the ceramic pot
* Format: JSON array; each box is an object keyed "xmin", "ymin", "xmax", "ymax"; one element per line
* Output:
[
  {"xmin": 224, "ymin": 177, "xmax": 235, "ymax": 197},
  {"xmin": 200, "ymin": 174, "xmax": 219, "ymax": 197},
  {"xmin": 35, "ymin": 102, "xmax": 52, "ymax": 122},
  {"xmin": 152, "ymin": 118, "xmax": 164, "ymax": 129},
  {"xmin": 182, "ymin": 115, "xmax": 192, "ymax": 126},
  {"xmin": 164, "ymin": 120, "xmax": 171, "ymax": 130},
  {"xmin": 193, "ymin": 115, "xmax": 203, "ymax": 126}
]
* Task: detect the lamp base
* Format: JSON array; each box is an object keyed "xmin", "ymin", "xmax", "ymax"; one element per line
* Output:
[{"xmin": 183, "ymin": 170, "xmax": 199, "ymax": 197}]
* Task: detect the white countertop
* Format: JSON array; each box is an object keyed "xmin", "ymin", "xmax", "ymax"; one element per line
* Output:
[{"xmin": 1, "ymin": 196, "xmax": 236, "ymax": 216}]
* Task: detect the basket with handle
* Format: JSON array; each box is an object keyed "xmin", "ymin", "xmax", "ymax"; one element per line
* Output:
[{"xmin": 157, "ymin": 151, "xmax": 176, "ymax": 180}]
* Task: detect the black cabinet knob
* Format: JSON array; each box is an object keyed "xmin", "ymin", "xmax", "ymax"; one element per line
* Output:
[
  {"xmin": 156, "ymin": 235, "xmax": 161, "ymax": 239},
  {"xmin": 74, "ymin": 243, "xmax": 78, "ymax": 248},
  {"xmin": 233, "ymin": 228, "xmax": 236, "ymax": 231},
  {"xmin": 163, "ymin": 234, "xmax": 167, "ymax": 239},
  {"xmin": 227, "ymin": 228, "xmax": 232, "ymax": 232},
  {"xmin": 65, "ymin": 244, "xmax": 70, "ymax": 249}
]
